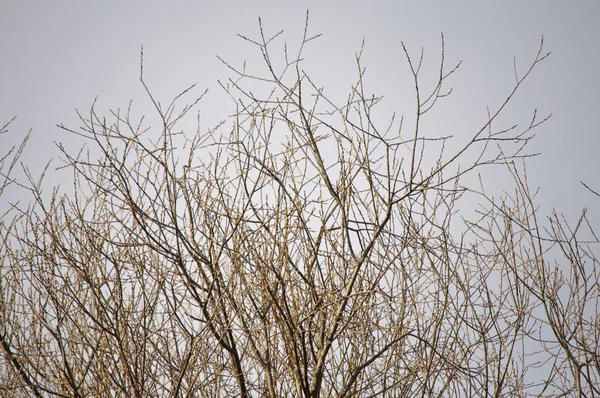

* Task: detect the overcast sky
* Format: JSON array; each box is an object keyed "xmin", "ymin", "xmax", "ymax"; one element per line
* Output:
[{"xmin": 1, "ymin": 1, "xmax": 599, "ymax": 225}]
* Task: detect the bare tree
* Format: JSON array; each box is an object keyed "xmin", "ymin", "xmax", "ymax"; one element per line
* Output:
[
  {"xmin": 1, "ymin": 14, "xmax": 598, "ymax": 397},
  {"xmin": 0, "ymin": 117, "xmax": 36, "ymax": 396}
]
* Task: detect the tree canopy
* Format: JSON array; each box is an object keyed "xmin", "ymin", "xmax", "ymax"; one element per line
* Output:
[{"xmin": 1, "ymin": 15, "xmax": 598, "ymax": 397}]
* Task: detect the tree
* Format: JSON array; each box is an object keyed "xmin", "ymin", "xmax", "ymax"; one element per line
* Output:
[{"xmin": 1, "ymin": 14, "xmax": 599, "ymax": 397}]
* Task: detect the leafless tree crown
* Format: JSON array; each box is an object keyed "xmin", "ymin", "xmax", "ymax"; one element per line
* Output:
[{"xmin": 1, "ymin": 14, "xmax": 598, "ymax": 398}]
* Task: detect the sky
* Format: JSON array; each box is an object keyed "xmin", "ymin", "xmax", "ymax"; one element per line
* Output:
[
  {"xmin": 0, "ymin": 2, "xmax": 599, "ymax": 393},
  {"xmin": 1, "ymin": 1, "xmax": 599, "ymax": 226}
]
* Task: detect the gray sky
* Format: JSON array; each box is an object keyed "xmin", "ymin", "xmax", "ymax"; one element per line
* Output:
[{"xmin": 1, "ymin": 1, "xmax": 599, "ymax": 223}]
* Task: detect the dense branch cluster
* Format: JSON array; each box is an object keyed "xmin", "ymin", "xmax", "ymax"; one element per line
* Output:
[{"xmin": 1, "ymin": 15, "xmax": 598, "ymax": 397}]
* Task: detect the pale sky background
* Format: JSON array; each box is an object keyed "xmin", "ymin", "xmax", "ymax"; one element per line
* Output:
[
  {"xmin": 1, "ymin": 2, "xmax": 599, "ymax": 392},
  {"xmin": 1, "ymin": 1, "xmax": 599, "ymax": 225}
]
